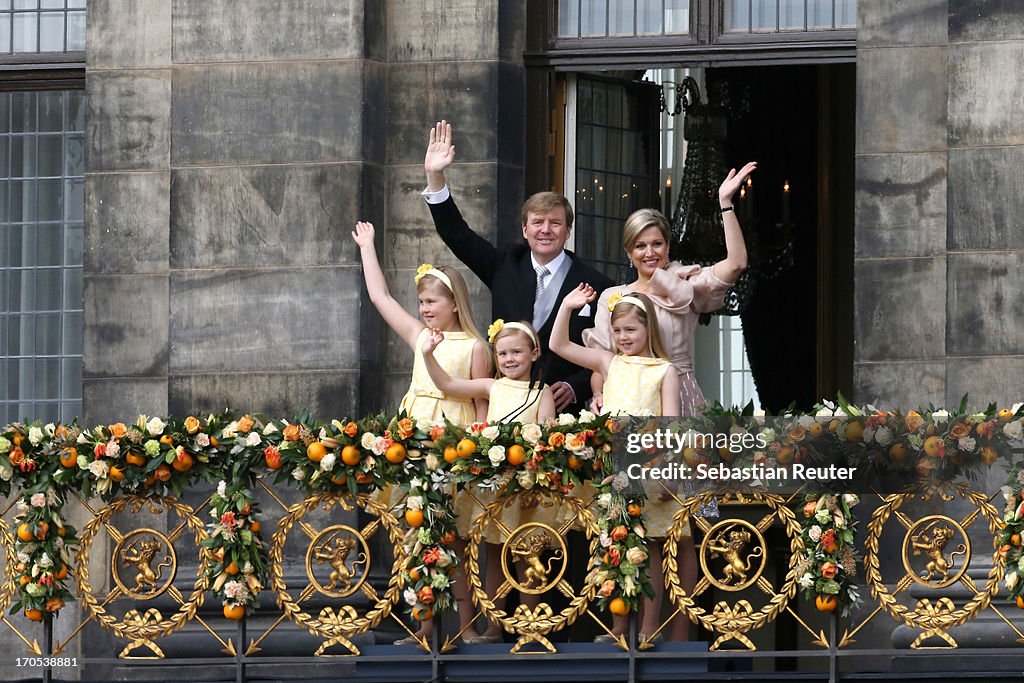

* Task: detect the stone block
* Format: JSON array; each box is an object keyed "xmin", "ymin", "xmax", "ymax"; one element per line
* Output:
[
  {"xmin": 359, "ymin": 162, "xmax": 387, "ymax": 235},
  {"xmin": 172, "ymin": 0, "xmax": 362, "ymax": 62},
  {"xmin": 950, "ymin": 0, "xmax": 1024, "ymax": 42},
  {"xmin": 168, "ymin": 267, "xmax": 360, "ymax": 373},
  {"xmin": 365, "ymin": 0, "xmax": 387, "ymax": 61},
  {"xmin": 858, "ymin": 0, "xmax": 947, "ymax": 47},
  {"xmin": 87, "ymin": 0, "xmax": 171, "ymax": 69},
  {"xmin": 948, "ymin": 147, "xmax": 1024, "ymax": 250},
  {"xmin": 949, "ymin": 42, "xmax": 1024, "ymax": 147},
  {"xmin": 495, "ymin": 61, "xmax": 526, "ymax": 169},
  {"xmin": 387, "ymin": 0, "xmax": 499, "ymax": 62},
  {"xmin": 169, "ymin": 370, "xmax": 358, "ymax": 420},
  {"xmin": 854, "ymin": 153, "xmax": 946, "ymax": 258},
  {"xmin": 376, "ymin": 370, "xmax": 413, "ymax": 415},
  {"xmin": 386, "ymin": 62, "xmax": 498, "ymax": 165},
  {"xmin": 171, "ymin": 62, "xmax": 362, "ymax": 166},
  {"xmin": 853, "ymin": 257, "xmax": 945, "ymax": 361},
  {"xmin": 496, "ymin": 162, "xmax": 526, "ymax": 249},
  {"xmin": 85, "ymin": 172, "xmax": 170, "ymax": 274},
  {"xmin": 947, "ymin": 252, "xmax": 1024, "ymax": 356},
  {"xmin": 363, "ymin": 61, "xmax": 388, "ymax": 164},
  {"xmin": 83, "ymin": 274, "xmax": 169, "ymax": 377},
  {"xmin": 86, "ymin": 71, "xmax": 170, "ymax": 172},
  {"xmin": 946, "ymin": 357, "xmax": 1024, "ymax": 410},
  {"xmin": 853, "ymin": 361, "xmax": 945, "ymax": 408},
  {"xmin": 170, "ymin": 164, "xmax": 361, "ymax": 269},
  {"xmin": 498, "ymin": 0, "xmax": 528, "ymax": 64},
  {"xmin": 83, "ymin": 377, "xmax": 168, "ymax": 426},
  {"xmin": 385, "ymin": 163, "xmax": 499, "ymax": 270},
  {"xmin": 856, "ymin": 47, "xmax": 946, "ymax": 153}
]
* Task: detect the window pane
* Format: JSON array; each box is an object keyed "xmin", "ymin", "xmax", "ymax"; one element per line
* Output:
[
  {"xmin": 37, "ymin": 177, "xmax": 61, "ymax": 220},
  {"xmin": 38, "ymin": 91, "xmax": 63, "ymax": 132},
  {"xmin": 10, "ymin": 135, "xmax": 36, "ymax": 177},
  {"xmin": 637, "ymin": 0, "xmax": 660, "ymax": 34},
  {"xmin": 35, "ymin": 310, "xmax": 59, "ymax": 353},
  {"xmin": 581, "ymin": 0, "xmax": 608, "ymax": 36},
  {"xmin": 37, "ymin": 133, "xmax": 61, "ymax": 175},
  {"xmin": 12, "ymin": 11, "xmax": 37, "ymax": 52},
  {"xmin": 66, "ymin": 9, "xmax": 82, "ymax": 49},
  {"xmin": 558, "ymin": 0, "xmax": 579, "ymax": 36},
  {"xmin": 837, "ymin": 0, "xmax": 855, "ymax": 27},
  {"xmin": 64, "ymin": 220, "xmax": 81, "ymax": 261},
  {"xmin": 64, "ymin": 134, "xmax": 83, "ymax": 176},
  {"xmin": 665, "ymin": 0, "xmax": 689, "ymax": 33},
  {"xmin": 40, "ymin": 0, "xmax": 65, "ymax": 8},
  {"xmin": 61, "ymin": 310, "xmax": 81, "ymax": 354},
  {"xmin": 0, "ymin": 16, "xmax": 11, "ymax": 52},
  {"xmin": 14, "ymin": 0, "xmax": 39, "ymax": 9},
  {"xmin": 64, "ymin": 178, "xmax": 82, "ymax": 220},
  {"xmin": 752, "ymin": 0, "xmax": 778, "ymax": 31},
  {"xmin": 62, "ymin": 357, "xmax": 82, "ymax": 399},
  {"xmin": 11, "ymin": 92, "xmax": 36, "ymax": 133},
  {"xmin": 809, "ymin": 0, "xmax": 832, "ymax": 28},
  {"xmin": 35, "ymin": 267, "xmax": 61, "ymax": 309},
  {"xmin": 35, "ymin": 222, "xmax": 61, "ymax": 265},
  {"xmin": 609, "ymin": 0, "xmax": 634, "ymax": 36},
  {"xmin": 780, "ymin": 0, "xmax": 804, "ymax": 29},
  {"xmin": 62, "ymin": 265, "xmax": 80, "ymax": 304},
  {"xmin": 38, "ymin": 10, "xmax": 62, "ymax": 50}
]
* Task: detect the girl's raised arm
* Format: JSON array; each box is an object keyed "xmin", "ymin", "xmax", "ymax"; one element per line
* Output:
[
  {"xmin": 537, "ymin": 386, "xmax": 556, "ymax": 423},
  {"xmin": 549, "ymin": 284, "xmax": 613, "ymax": 376},
  {"xmin": 352, "ymin": 221, "xmax": 424, "ymax": 350},
  {"xmin": 470, "ymin": 340, "xmax": 491, "ymax": 421},
  {"xmin": 421, "ymin": 328, "xmax": 493, "ymax": 400}
]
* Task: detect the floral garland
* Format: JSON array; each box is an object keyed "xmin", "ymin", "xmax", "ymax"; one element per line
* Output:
[
  {"xmin": 989, "ymin": 406, "xmax": 1024, "ymax": 604},
  {"xmin": 795, "ymin": 493, "xmax": 860, "ymax": 615}
]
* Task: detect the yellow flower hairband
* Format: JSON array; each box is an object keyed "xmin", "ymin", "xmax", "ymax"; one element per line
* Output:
[
  {"xmin": 607, "ymin": 292, "xmax": 646, "ymax": 312},
  {"xmin": 487, "ymin": 319, "xmax": 539, "ymax": 347},
  {"xmin": 414, "ymin": 263, "xmax": 453, "ymax": 291}
]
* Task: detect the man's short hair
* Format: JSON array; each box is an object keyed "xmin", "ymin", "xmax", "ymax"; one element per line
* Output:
[{"xmin": 521, "ymin": 192, "xmax": 574, "ymax": 229}]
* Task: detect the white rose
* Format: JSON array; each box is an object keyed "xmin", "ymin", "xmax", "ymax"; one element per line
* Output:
[
  {"xmin": 958, "ymin": 437, "xmax": 976, "ymax": 452},
  {"xmin": 28, "ymin": 426, "xmax": 44, "ymax": 445},
  {"xmin": 435, "ymin": 551, "xmax": 452, "ymax": 568},
  {"xmin": 798, "ymin": 415, "xmax": 815, "ymax": 429},
  {"xmin": 222, "ymin": 421, "xmax": 239, "ymax": 439},
  {"xmin": 88, "ymin": 460, "xmax": 110, "ymax": 478},
  {"xmin": 597, "ymin": 492, "xmax": 613, "ymax": 510},
  {"xmin": 558, "ymin": 413, "xmax": 575, "ymax": 426},
  {"xmin": 425, "ymin": 454, "xmax": 439, "ymax": 470},
  {"xmin": 488, "ymin": 445, "xmax": 506, "ymax": 466},
  {"xmin": 874, "ymin": 426, "xmax": 892, "ymax": 447},
  {"xmin": 578, "ymin": 409, "xmax": 596, "ymax": 423},
  {"xmin": 932, "ymin": 409, "xmax": 949, "ymax": 424},
  {"xmin": 1005, "ymin": 571, "xmax": 1019, "ymax": 590},
  {"xmin": 146, "ymin": 416, "xmax": 166, "ymax": 436},
  {"xmin": 843, "ymin": 493, "xmax": 859, "ymax": 507},
  {"xmin": 760, "ymin": 428, "xmax": 777, "ymax": 444},
  {"xmin": 245, "ymin": 431, "xmax": 262, "ymax": 447},
  {"xmin": 291, "ymin": 466, "xmax": 306, "ymax": 481},
  {"xmin": 521, "ymin": 424, "xmax": 543, "ymax": 445},
  {"xmin": 799, "ymin": 572, "xmax": 815, "ymax": 589},
  {"xmin": 0, "ymin": 464, "xmax": 12, "ymax": 481},
  {"xmin": 406, "ymin": 496, "xmax": 423, "ymax": 511},
  {"xmin": 1004, "ymin": 420, "xmax": 1023, "ymax": 441},
  {"xmin": 517, "ymin": 470, "xmax": 535, "ymax": 490},
  {"xmin": 753, "ymin": 409, "xmax": 766, "ymax": 424},
  {"xmin": 815, "ymin": 406, "xmax": 835, "ymax": 420},
  {"xmin": 30, "ymin": 492, "xmax": 46, "ymax": 508},
  {"xmin": 105, "ymin": 440, "xmax": 120, "ymax": 458},
  {"xmin": 808, "ymin": 525, "xmax": 822, "ymax": 542},
  {"xmin": 371, "ymin": 437, "xmax": 388, "ymax": 455},
  {"xmin": 403, "ymin": 588, "xmax": 418, "ymax": 606},
  {"xmin": 262, "ymin": 422, "xmax": 278, "ymax": 435},
  {"xmin": 217, "ymin": 481, "xmax": 227, "ymax": 497},
  {"xmin": 16, "ymin": 500, "xmax": 29, "ymax": 513},
  {"xmin": 481, "ymin": 426, "xmax": 500, "ymax": 441},
  {"xmin": 319, "ymin": 453, "xmax": 336, "ymax": 471},
  {"xmin": 196, "ymin": 433, "xmax": 211, "ymax": 447},
  {"xmin": 625, "ymin": 547, "xmax": 648, "ymax": 565}
]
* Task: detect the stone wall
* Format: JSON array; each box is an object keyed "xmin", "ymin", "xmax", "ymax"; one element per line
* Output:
[{"xmin": 854, "ymin": 0, "xmax": 1024, "ymax": 409}]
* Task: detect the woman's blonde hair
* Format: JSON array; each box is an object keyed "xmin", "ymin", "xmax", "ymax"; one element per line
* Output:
[
  {"xmin": 416, "ymin": 266, "xmax": 488, "ymax": 350},
  {"xmin": 609, "ymin": 292, "xmax": 670, "ymax": 361},
  {"xmin": 622, "ymin": 208, "xmax": 671, "ymax": 252}
]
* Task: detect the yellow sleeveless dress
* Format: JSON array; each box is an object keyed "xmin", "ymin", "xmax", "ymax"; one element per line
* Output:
[{"xmin": 603, "ymin": 355, "xmax": 682, "ymax": 538}]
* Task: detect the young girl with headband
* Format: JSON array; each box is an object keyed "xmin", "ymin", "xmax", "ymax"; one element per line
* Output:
[
  {"xmin": 550, "ymin": 284, "xmax": 681, "ymax": 642},
  {"xmin": 421, "ymin": 318, "xmax": 555, "ymax": 643},
  {"xmin": 352, "ymin": 220, "xmax": 490, "ymax": 644}
]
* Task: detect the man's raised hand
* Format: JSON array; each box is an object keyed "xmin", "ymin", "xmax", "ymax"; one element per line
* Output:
[{"xmin": 425, "ymin": 120, "xmax": 456, "ymax": 175}]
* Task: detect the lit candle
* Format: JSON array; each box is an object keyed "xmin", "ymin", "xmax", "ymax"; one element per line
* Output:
[
  {"xmin": 746, "ymin": 176, "xmax": 753, "ymax": 222},
  {"xmin": 664, "ymin": 175, "xmax": 672, "ymax": 218},
  {"xmin": 783, "ymin": 180, "xmax": 790, "ymax": 224}
]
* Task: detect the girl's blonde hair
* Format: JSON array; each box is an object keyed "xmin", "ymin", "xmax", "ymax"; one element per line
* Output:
[
  {"xmin": 491, "ymin": 321, "xmax": 540, "ymax": 379},
  {"xmin": 610, "ymin": 292, "xmax": 670, "ymax": 361},
  {"xmin": 416, "ymin": 266, "xmax": 489, "ymax": 350}
]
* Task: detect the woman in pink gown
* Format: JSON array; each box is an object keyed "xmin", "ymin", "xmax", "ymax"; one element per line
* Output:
[{"xmin": 583, "ymin": 162, "xmax": 756, "ymax": 640}]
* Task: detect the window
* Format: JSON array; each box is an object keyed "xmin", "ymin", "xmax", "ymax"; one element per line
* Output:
[
  {"xmin": 558, "ymin": 0, "xmax": 691, "ymax": 38},
  {"xmin": 0, "ymin": 0, "xmax": 84, "ymax": 425},
  {"xmin": 0, "ymin": 0, "xmax": 86, "ymax": 54},
  {"xmin": 725, "ymin": 0, "xmax": 855, "ymax": 33}
]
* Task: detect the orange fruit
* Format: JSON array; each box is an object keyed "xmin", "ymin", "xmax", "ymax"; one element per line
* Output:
[
  {"xmin": 923, "ymin": 436, "xmax": 943, "ymax": 457},
  {"xmin": 225, "ymin": 561, "xmax": 240, "ymax": 575},
  {"xmin": 24, "ymin": 608, "xmax": 44, "ymax": 622},
  {"xmin": 1017, "ymin": 595, "xmax": 1024, "ymax": 609},
  {"xmin": 250, "ymin": 521, "xmax": 262, "ymax": 534},
  {"xmin": 172, "ymin": 452, "xmax": 194, "ymax": 473},
  {"xmin": 981, "ymin": 446, "xmax": 999, "ymax": 465},
  {"xmin": 385, "ymin": 443, "xmax": 407, "ymax": 464},
  {"xmin": 34, "ymin": 522, "xmax": 49, "ymax": 540},
  {"xmin": 1011, "ymin": 533, "xmax": 1021, "ymax": 547},
  {"xmin": 341, "ymin": 445, "xmax": 361, "ymax": 466},
  {"xmin": 159, "ymin": 435, "xmax": 175, "ymax": 447},
  {"xmin": 776, "ymin": 446, "xmax": 794, "ymax": 465},
  {"xmin": 144, "ymin": 474, "xmax": 156, "ymax": 488},
  {"xmin": 405, "ymin": 509, "xmax": 424, "ymax": 528},
  {"xmin": 52, "ymin": 564, "xmax": 69, "ymax": 581},
  {"xmin": 12, "ymin": 433, "xmax": 23, "ymax": 446},
  {"xmin": 627, "ymin": 503, "xmax": 643, "ymax": 517},
  {"xmin": 609, "ymin": 597, "xmax": 630, "ymax": 616},
  {"xmin": 154, "ymin": 464, "xmax": 172, "ymax": 481},
  {"xmin": 719, "ymin": 446, "xmax": 736, "ymax": 463},
  {"xmin": 59, "ymin": 448, "xmax": 78, "ymax": 469},
  {"xmin": 888, "ymin": 443, "xmax": 907, "ymax": 463},
  {"xmin": 409, "ymin": 568, "xmax": 422, "ymax": 582},
  {"xmin": 307, "ymin": 441, "xmax": 327, "ymax": 463},
  {"xmin": 108, "ymin": 465, "xmax": 125, "ymax": 483},
  {"xmin": 456, "ymin": 438, "xmax": 477, "ymax": 458},
  {"xmin": 223, "ymin": 604, "xmax": 245, "ymax": 620},
  {"xmin": 17, "ymin": 523, "xmax": 35, "ymax": 543},
  {"xmin": 125, "ymin": 452, "xmax": 147, "ymax": 467},
  {"xmin": 411, "ymin": 606, "xmax": 432, "ymax": 621},
  {"xmin": 567, "ymin": 455, "xmax": 583, "ymax": 470},
  {"xmin": 507, "ymin": 445, "xmax": 526, "ymax": 466},
  {"xmin": 356, "ymin": 472, "xmax": 373, "ymax": 484},
  {"xmin": 443, "ymin": 446, "xmax": 458, "ymax": 464},
  {"xmin": 682, "ymin": 447, "xmax": 700, "ymax": 467},
  {"xmin": 808, "ymin": 422, "xmax": 824, "ymax": 437},
  {"xmin": 210, "ymin": 436, "xmax": 220, "ymax": 447},
  {"xmin": 845, "ymin": 421, "xmax": 864, "ymax": 442},
  {"xmin": 331, "ymin": 473, "xmax": 349, "ymax": 486},
  {"xmin": 999, "ymin": 409, "xmax": 1015, "ymax": 423},
  {"xmin": 816, "ymin": 594, "xmax": 838, "ymax": 612},
  {"xmin": 19, "ymin": 575, "xmax": 31, "ymax": 587}
]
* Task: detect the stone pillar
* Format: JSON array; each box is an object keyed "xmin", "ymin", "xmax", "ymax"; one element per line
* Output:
[{"xmin": 854, "ymin": 0, "xmax": 1024, "ymax": 409}]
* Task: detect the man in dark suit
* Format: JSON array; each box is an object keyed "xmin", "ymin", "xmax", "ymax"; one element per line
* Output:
[{"xmin": 422, "ymin": 120, "xmax": 613, "ymax": 413}]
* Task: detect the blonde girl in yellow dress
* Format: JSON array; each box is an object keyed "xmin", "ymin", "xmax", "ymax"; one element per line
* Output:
[
  {"xmin": 352, "ymin": 220, "xmax": 490, "ymax": 643},
  {"xmin": 422, "ymin": 320, "xmax": 555, "ymax": 643},
  {"xmin": 550, "ymin": 285, "xmax": 681, "ymax": 641}
]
